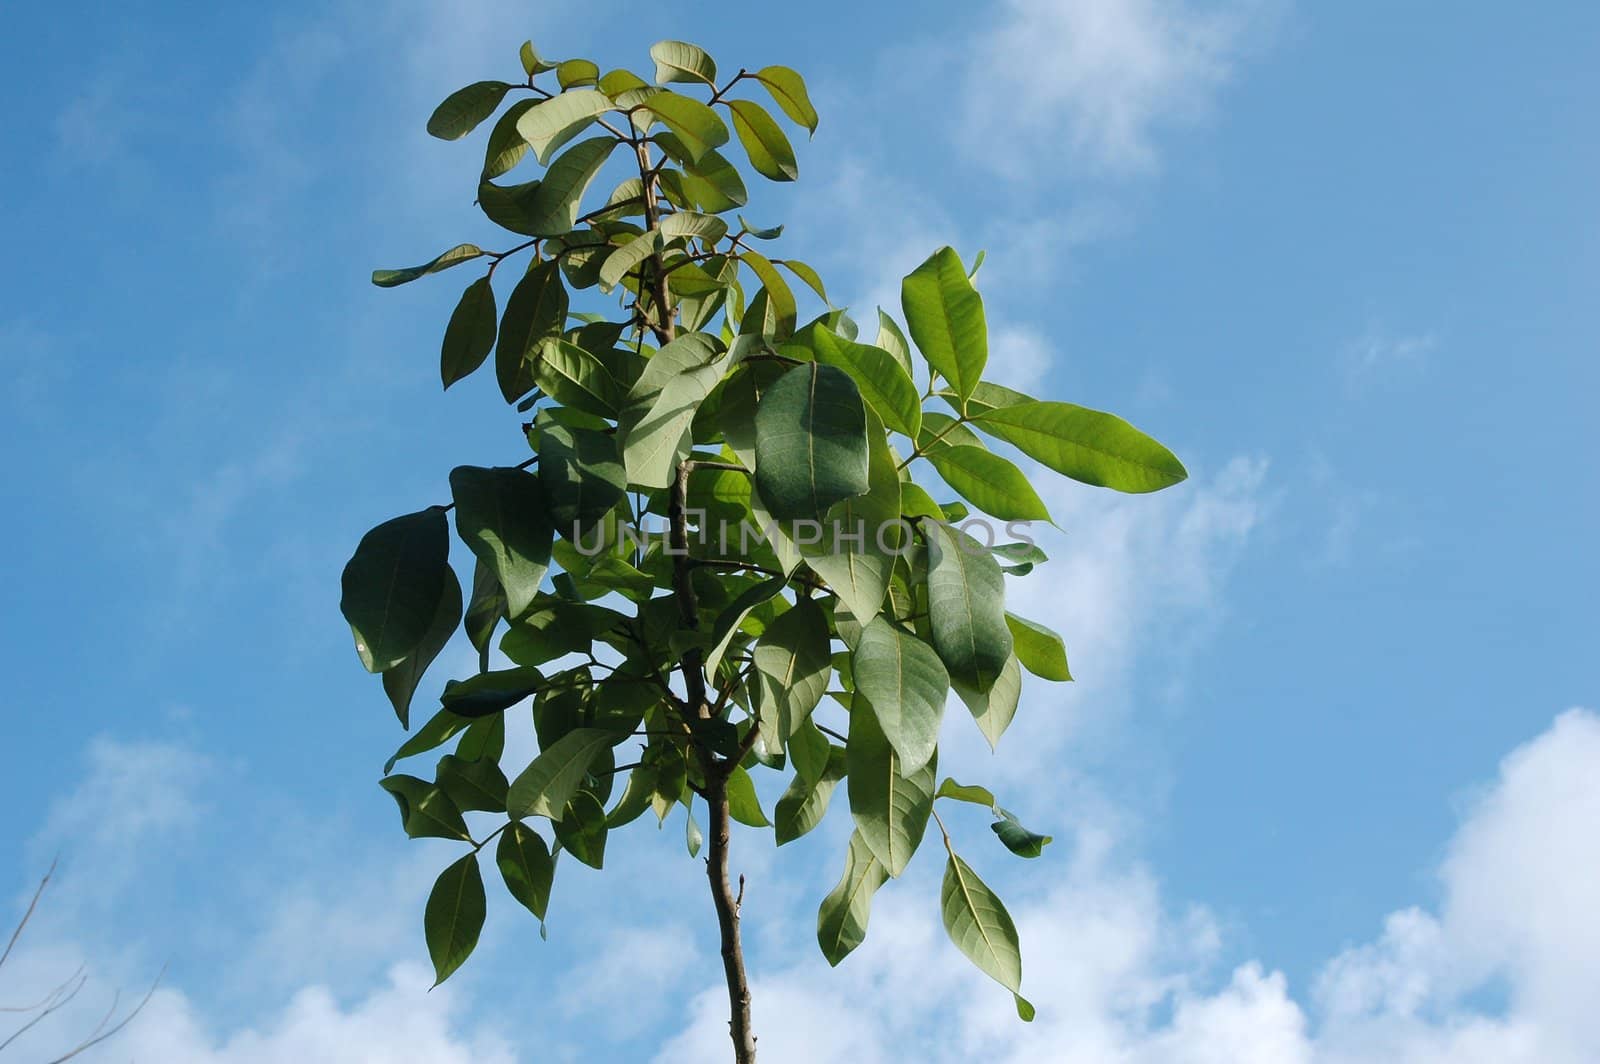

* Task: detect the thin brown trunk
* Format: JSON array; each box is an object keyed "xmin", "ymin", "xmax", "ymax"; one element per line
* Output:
[{"xmin": 704, "ymin": 775, "xmax": 756, "ymax": 1062}]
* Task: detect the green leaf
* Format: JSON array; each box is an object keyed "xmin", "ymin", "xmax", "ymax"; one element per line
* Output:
[
  {"xmin": 874, "ymin": 309, "xmax": 914, "ymax": 378},
  {"xmin": 463, "ymin": 560, "xmax": 506, "ymax": 663},
  {"xmin": 727, "ymin": 99, "xmax": 798, "ymax": 181},
  {"xmin": 618, "ymin": 332, "xmax": 731, "ymax": 489},
  {"xmin": 496, "ymin": 260, "xmax": 567, "ymax": 402},
  {"xmin": 449, "ymin": 466, "xmax": 553, "ymax": 620},
  {"xmin": 428, "ymin": 81, "xmax": 513, "ymax": 140},
  {"xmin": 341, "ymin": 507, "xmax": 451, "ymax": 672},
  {"xmin": 778, "ymin": 258, "xmax": 829, "ymax": 305},
  {"xmin": 523, "ymin": 137, "xmax": 619, "ymax": 235},
  {"xmin": 787, "ymin": 717, "xmax": 832, "ymax": 786},
  {"xmin": 926, "ymin": 445, "xmax": 1051, "ymax": 522},
  {"xmin": 753, "ymin": 597, "xmax": 832, "ymax": 739},
  {"xmin": 972, "ymin": 401, "xmax": 1189, "ymax": 493},
  {"xmin": 598, "ymin": 68, "xmax": 648, "ymax": 97},
  {"xmin": 675, "ymin": 146, "xmax": 748, "ymax": 212},
  {"xmin": 379, "ymin": 775, "xmax": 470, "ymax": 841},
  {"xmin": 520, "ymin": 41, "xmax": 554, "ymax": 77},
  {"xmin": 515, "ymin": 89, "xmax": 613, "ymax": 164},
  {"xmin": 597, "ymin": 229, "xmax": 663, "ymax": 293},
  {"xmin": 425, "ymin": 854, "xmax": 486, "ymax": 986},
  {"xmin": 739, "ymin": 249, "xmax": 797, "ymax": 338},
  {"xmin": 384, "ymin": 709, "xmax": 471, "ymax": 775},
  {"xmin": 537, "ymin": 419, "xmax": 627, "ymax": 533},
  {"xmin": 953, "ymin": 654, "xmax": 1021, "ymax": 751},
  {"xmin": 726, "ymin": 766, "xmax": 770, "ymax": 828},
  {"xmin": 507, "ymin": 727, "xmax": 619, "ymax": 819},
  {"xmin": 816, "ymin": 830, "xmax": 888, "ymax": 965},
  {"xmin": 941, "ymin": 853, "xmax": 1023, "ymax": 994},
  {"xmin": 806, "ymin": 325, "xmax": 921, "ymax": 440},
  {"xmin": 553, "ymin": 790, "xmax": 608, "ymax": 868},
  {"xmin": 754, "ymin": 362, "xmax": 870, "ymax": 521},
  {"xmin": 647, "ymin": 92, "xmax": 729, "ymax": 163},
  {"xmin": 753, "ymin": 66, "xmax": 819, "ymax": 135},
  {"xmin": 441, "ymin": 276, "xmax": 498, "ymax": 389},
  {"xmin": 991, "ymin": 810, "xmax": 1053, "ymax": 858},
  {"xmin": 372, "ymin": 244, "xmax": 483, "ymax": 288},
  {"xmin": 802, "ymin": 408, "xmax": 903, "ymax": 625},
  {"xmin": 924, "ymin": 521, "xmax": 1013, "ymax": 691},
  {"xmin": 535, "ymin": 338, "xmax": 625, "ymax": 417},
  {"xmin": 704, "ymin": 576, "xmax": 788, "ymax": 676},
  {"xmin": 846, "ymin": 695, "xmax": 936, "ymax": 876},
  {"xmin": 556, "ymin": 58, "xmax": 600, "ymax": 89},
  {"xmin": 436, "ymin": 753, "xmax": 509, "ymax": 813},
  {"xmin": 853, "ymin": 616, "xmax": 949, "ymax": 773},
  {"xmin": 457, "ymin": 714, "xmax": 506, "ymax": 764},
  {"xmin": 496, "ymin": 820, "xmax": 554, "ymax": 923},
  {"xmin": 381, "ymin": 566, "xmax": 463, "ymax": 727},
  {"xmin": 605, "ymin": 761, "xmax": 658, "ymax": 829},
  {"xmin": 439, "ymin": 665, "xmax": 544, "ymax": 718},
  {"xmin": 661, "ymin": 209, "xmax": 730, "ymax": 244},
  {"xmin": 1005, "ymin": 613, "xmax": 1071, "ymax": 681},
  {"xmin": 685, "ymin": 805, "xmax": 703, "ymax": 856},
  {"xmin": 901, "ymin": 247, "xmax": 987, "ymax": 405},
  {"xmin": 650, "ymin": 40, "xmax": 717, "ymax": 86},
  {"xmin": 775, "ymin": 745, "xmax": 845, "ymax": 845},
  {"xmin": 482, "ymin": 98, "xmax": 538, "ymax": 179},
  {"xmin": 936, "ymin": 778, "xmax": 997, "ymax": 809}
]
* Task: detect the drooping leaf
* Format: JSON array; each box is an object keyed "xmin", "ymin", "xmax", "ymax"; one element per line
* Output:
[
  {"xmin": 463, "ymin": 559, "xmax": 506, "ymax": 663},
  {"xmin": 435, "ymin": 753, "xmax": 509, "ymax": 813},
  {"xmin": 852, "ymin": 616, "xmax": 949, "ymax": 773},
  {"xmin": 924, "ymin": 521, "xmax": 1013, "ymax": 692},
  {"xmin": 816, "ymin": 830, "xmax": 888, "ymax": 965},
  {"xmin": 496, "ymin": 260, "xmax": 567, "ymax": 402},
  {"xmin": 753, "ymin": 65, "xmax": 819, "ymax": 135},
  {"xmin": 953, "ymin": 654, "xmax": 1021, "ymax": 751},
  {"xmin": 449, "ymin": 465, "xmax": 553, "ymax": 620},
  {"xmin": 650, "ymin": 40, "xmax": 717, "ymax": 86},
  {"xmin": 428, "ymin": 82, "xmax": 513, "ymax": 140},
  {"xmin": 522, "ymin": 137, "xmax": 619, "ymax": 235},
  {"xmin": 496, "ymin": 820, "xmax": 555, "ymax": 923},
  {"xmin": 846, "ymin": 695, "xmax": 936, "ymax": 876},
  {"xmin": 901, "ymin": 246, "xmax": 987, "ymax": 406},
  {"xmin": 991, "ymin": 810, "xmax": 1053, "ymax": 858},
  {"xmin": 775, "ymin": 745, "xmax": 845, "ymax": 844},
  {"xmin": 425, "ymin": 854, "xmax": 486, "ymax": 986},
  {"xmin": 372, "ymin": 244, "xmax": 484, "ymax": 288},
  {"xmin": 752, "ymin": 597, "xmax": 832, "ymax": 740},
  {"xmin": 520, "ymin": 41, "xmax": 555, "ymax": 77},
  {"xmin": 778, "ymin": 258, "xmax": 829, "ymax": 305},
  {"xmin": 754, "ymin": 362, "xmax": 870, "ymax": 521},
  {"xmin": 379, "ymin": 775, "xmax": 471, "ymax": 841},
  {"xmin": 537, "ymin": 418, "xmax": 627, "ymax": 534},
  {"xmin": 507, "ymin": 727, "xmax": 619, "ymax": 819},
  {"xmin": 704, "ymin": 575, "xmax": 788, "ymax": 675},
  {"xmin": 341, "ymin": 507, "xmax": 451, "ymax": 672},
  {"xmin": 806, "ymin": 325, "xmax": 921, "ymax": 440},
  {"xmin": 1005, "ymin": 613, "xmax": 1071, "ymax": 682},
  {"xmin": 972, "ymin": 401, "xmax": 1189, "ymax": 494},
  {"xmin": 926, "ymin": 445, "xmax": 1052, "ymax": 522},
  {"xmin": 441, "ymin": 276, "xmax": 498, "ymax": 388},
  {"xmin": 515, "ymin": 89, "xmax": 614, "ymax": 164},
  {"xmin": 481, "ymin": 98, "xmax": 538, "ymax": 179},
  {"xmin": 941, "ymin": 853, "xmax": 1023, "ymax": 995},
  {"xmin": 727, "ymin": 99, "xmax": 798, "ymax": 181},
  {"xmin": 726, "ymin": 765, "xmax": 770, "ymax": 828},
  {"xmin": 381, "ymin": 566, "xmax": 463, "ymax": 727},
  {"xmin": 553, "ymin": 790, "xmax": 608, "ymax": 868},
  {"xmin": 597, "ymin": 229, "xmax": 664, "ymax": 293},
  {"xmin": 739, "ymin": 249, "xmax": 797, "ymax": 338},
  {"xmin": 439, "ymin": 665, "xmax": 544, "ymax": 718},
  {"xmin": 384, "ymin": 709, "xmax": 472, "ymax": 775},
  {"xmin": 534, "ymin": 338, "xmax": 625, "ymax": 417},
  {"xmin": 801, "ymin": 407, "xmax": 904, "ymax": 625},
  {"xmin": 618, "ymin": 332, "xmax": 730, "ymax": 489}
]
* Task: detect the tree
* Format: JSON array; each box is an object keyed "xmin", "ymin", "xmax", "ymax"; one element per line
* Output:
[
  {"xmin": 341, "ymin": 37, "xmax": 1187, "ymax": 1061},
  {"xmin": 1, "ymin": 861, "xmax": 161, "ymax": 1061}
]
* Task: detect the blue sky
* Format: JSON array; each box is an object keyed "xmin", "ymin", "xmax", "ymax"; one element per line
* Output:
[{"xmin": 3, "ymin": 1, "xmax": 1597, "ymax": 1060}]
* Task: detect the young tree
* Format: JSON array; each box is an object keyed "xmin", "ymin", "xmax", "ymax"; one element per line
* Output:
[{"xmin": 342, "ymin": 38, "xmax": 1187, "ymax": 1061}]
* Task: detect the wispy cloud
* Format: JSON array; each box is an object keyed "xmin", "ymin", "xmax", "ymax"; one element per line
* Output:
[{"xmin": 961, "ymin": 0, "xmax": 1275, "ymax": 178}]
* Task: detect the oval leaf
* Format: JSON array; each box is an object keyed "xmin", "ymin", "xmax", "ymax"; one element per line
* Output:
[
  {"xmin": 925, "ymin": 445, "xmax": 1052, "ymax": 522},
  {"xmin": 901, "ymin": 247, "xmax": 987, "ymax": 405},
  {"xmin": 441, "ymin": 276, "xmax": 498, "ymax": 388},
  {"xmin": 381, "ymin": 565, "xmax": 463, "ymax": 727},
  {"xmin": 496, "ymin": 820, "xmax": 555, "ymax": 923},
  {"xmin": 425, "ymin": 854, "xmax": 486, "ymax": 986},
  {"xmin": 754, "ymin": 65, "xmax": 819, "ymax": 135},
  {"xmin": 924, "ymin": 521, "xmax": 1013, "ymax": 692},
  {"xmin": 428, "ymin": 81, "xmax": 513, "ymax": 140},
  {"xmin": 846, "ymin": 695, "xmax": 936, "ymax": 876},
  {"xmin": 515, "ymin": 89, "xmax": 613, "ymax": 164},
  {"xmin": 1005, "ymin": 612, "xmax": 1071, "ymax": 682},
  {"xmin": 816, "ymin": 830, "xmax": 888, "ymax": 965},
  {"xmin": 727, "ymin": 99, "xmax": 798, "ymax": 181},
  {"xmin": 754, "ymin": 362, "xmax": 870, "ymax": 521},
  {"xmin": 941, "ymin": 853, "xmax": 1023, "ymax": 994},
  {"xmin": 807, "ymin": 325, "xmax": 921, "ymax": 440},
  {"xmin": 973, "ymin": 400, "xmax": 1189, "ymax": 494},
  {"xmin": 340, "ymin": 507, "xmax": 451, "ymax": 672},
  {"xmin": 449, "ymin": 466, "xmax": 553, "ymax": 620},
  {"xmin": 853, "ymin": 616, "xmax": 949, "ymax": 773},
  {"xmin": 507, "ymin": 727, "xmax": 618, "ymax": 820},
  {"xmin": 650, "ymin": 40, "xmax": 717, "ymax": 86}
]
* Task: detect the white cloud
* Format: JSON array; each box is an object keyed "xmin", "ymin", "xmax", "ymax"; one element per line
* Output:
[
  {"xmin": 963, "ymin": 0, "xmax": 1271, "ymax": 177},
  {"xmin": 658, "ymin": 709, "xmax": 1600, "ymax": 1063},
  {"xmin": 1342, "ymin": 325, "xmax": 1439, "ymax": 388}
]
